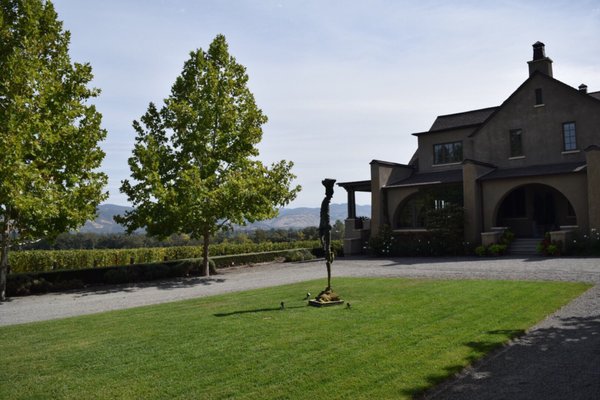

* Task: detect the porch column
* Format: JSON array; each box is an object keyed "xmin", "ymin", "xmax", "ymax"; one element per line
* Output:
[
  {"xmin": 347, "ymin": 189, "xmax": 356, "ymax": 219},
  {"xmin": 585, "ymin": 145, "xmax": 600, "ymax": 230},
  {"xmin": 462, "ymin": 161, "xmax": 481, "ymax": 244},
  {"xmin": 462, "ymin": 160, "xmax": 495, "ymax": 244}
]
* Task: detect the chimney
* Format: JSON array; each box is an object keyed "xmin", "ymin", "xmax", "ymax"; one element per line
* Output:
[
  {"xmin": 579, "ymin": 84, "xmax": 588, "ymax": 94},
  {"xmin": 527, "ymin": 41, "xmax": 553, "ymax": 77}
]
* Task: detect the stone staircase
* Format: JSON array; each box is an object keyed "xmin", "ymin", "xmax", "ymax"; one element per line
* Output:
[{"xmin": 508, "ymin": 238, "xmax": 540, "ymax": 256}]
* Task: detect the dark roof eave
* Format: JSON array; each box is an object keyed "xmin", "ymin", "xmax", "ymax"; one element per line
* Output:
[
  {"xmin": 480, "ymin": 162, "xmax": 587, "ymax": 181},
  {"xmin": 385, "ymin": 169, "xmax": 464, "ymax": 188},
  {"xmin": 411, "ymin": 123, "xmax": 483, "ymax": 136},
  {"xmin": 337, "ymin": 180, "xmax": 372, "ymax": 192},
  {"xmin": 385, "ymin": 181, "xmax": 457, "ymax": 189},
  {"xmin": 462, "ymin": 159, "xmax": 497, "ymax": 168},
  {"xmin": 369, "ymin": 159, "xmax": 413, "ymax": 169}
]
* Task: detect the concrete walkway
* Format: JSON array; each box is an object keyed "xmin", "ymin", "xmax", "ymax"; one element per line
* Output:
[{"xmin": 1, "ymin": 256, "xmax": 599, "ymax": 399}]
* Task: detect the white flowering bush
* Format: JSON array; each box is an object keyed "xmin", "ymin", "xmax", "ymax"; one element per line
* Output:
[{"xmin": 566, "ymin": 228, "xmax": 600, "ymax": 256}]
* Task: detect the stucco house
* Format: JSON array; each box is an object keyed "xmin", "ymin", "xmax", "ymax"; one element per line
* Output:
[{"xmin": 339, "ymin": 42, "xmax": 600, "ymax": 255}]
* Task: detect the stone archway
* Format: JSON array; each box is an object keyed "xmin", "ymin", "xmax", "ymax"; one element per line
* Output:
[
  {"xmin": 494, "ymin": 183, "xmax": 577, "ymax": 238},
  {"xmin": 392, "ymin": 184, "xmax": 463, "ymax": 229},
  {"xmin": 393, "ymin": 192, "xmax": 428, "ymax": 229}
]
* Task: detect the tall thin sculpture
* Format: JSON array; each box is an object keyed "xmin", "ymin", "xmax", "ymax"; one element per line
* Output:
[
  {"xmin": 319, "ymin": 178, "xmax": 335, "ymax": 289},
  {"xmin": 310, "ymin": 179, "xmax": 344, "ymax": 306}
]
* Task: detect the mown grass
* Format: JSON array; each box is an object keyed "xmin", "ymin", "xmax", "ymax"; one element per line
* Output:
[{"xmin": 0, "ymin": 278, "xmax": 590, "ymax": 399}]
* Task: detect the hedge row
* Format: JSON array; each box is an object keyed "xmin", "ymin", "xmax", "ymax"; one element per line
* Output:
[
  {"xmin": 7, "ymin": 249, "xmax": 316, "ymax": 297},
  {"xmin": 8, "ymin": 240, "xmax": 324, "ymax": 273}
]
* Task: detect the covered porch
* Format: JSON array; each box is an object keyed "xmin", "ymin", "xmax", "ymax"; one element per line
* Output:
[{"xmin": 337, "ymin": 180, "xmax": 371, "ymax": 255}]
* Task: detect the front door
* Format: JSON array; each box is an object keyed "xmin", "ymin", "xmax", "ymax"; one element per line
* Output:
[{"xmin": 533, "ymin": 192, "xmax": 556, "ymax": 237}]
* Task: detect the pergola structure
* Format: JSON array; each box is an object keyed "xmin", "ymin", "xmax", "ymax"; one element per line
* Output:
[
  {"xmin": 337, "ymin": 180, "xmax": 372, "ymax": 255},
  {"xmin": 337, "ymin": 180, "xmax": 371, "ymax": 219}
]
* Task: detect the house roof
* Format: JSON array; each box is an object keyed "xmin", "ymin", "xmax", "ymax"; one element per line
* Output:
[
  {"xmin": 337, "ymin": 180, "xmax": 371, "ymax": 192},
  {"xmin": 429, "ymin": 107, "xmax": 499, "ymax": 132},
  {"xmin": 412, "ymin": 74, "xmax": 599, "ymax": 138},
  {"xmin": 412, "ymin": 107, "xmax": 499, "ymax": 136},
  {"xmin": 469, "ymin": 72, "xmax": 600, "ymax": 138},
  {"xmin": 385, "ymin": 169, "xmax": 463, "ymax": 188},
  {"xmin": 384, "ymin": 161, "xmax": 586, "ymax": 188},
  {"xmin": 479, "ymin": 162, "xmax": 586, "ymax": 181}
]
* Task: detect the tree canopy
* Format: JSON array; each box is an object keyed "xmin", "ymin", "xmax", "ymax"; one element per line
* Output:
[
  {"xmin": 117, "ymin": 34, "xmax": 300, "ymax": 276},
  {"xmin": 0, "ymin": 0, "xmax": 108, "ymax": 300}
]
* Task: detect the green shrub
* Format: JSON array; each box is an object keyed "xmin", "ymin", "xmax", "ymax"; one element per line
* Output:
[
  {"xmin": 368, "ymin": 226, "xmax": 471, "ymax": 257},
  {"xmin": 284, "ymin": 249, "xmax": 316, "ymax": 262},
  {"xmin": 103, "ymin": 268, "xmax": 133, "ymax": 285},
  {"xmin": 474, "ymin": 245, "xmax": 487, "ymax": 257},
  {"xmin": 474, "ymin": 243, "xmax": 508, "ymax": 257},
  {"xmin": 6, "ymin": 259, "xmax": 201, "ymax": 296},
  {"xmin": 367, "ymin": 204, "xmax": 466, "ymax": 257},
  {"xmin": 6, "ymin": 246, "xmax": 324, "ymax": 297},
  {"xmin": 211, "ymin": 250, "xmax": 291, "ymax": 268},
  {"xmin": 8, "ymin": 240, "xmax": 326, "ymax": 273},
  {"xmin": 488, "ymin": 244, "xmax": 507, "ymax": 256},
  {"xmin": 565, "ymin": 229, "xmax": 600, "ymax": 256},
  {"xmin": 545, "ymin": 244, "xmax": 560, "ymax": 256},
  {"xmin": 500, "ymin": 229, "xmax": 515, "ymax": 245},
  {"xmin": 537, "ymin": 233, "xmax": 562, "ymax": 256}
]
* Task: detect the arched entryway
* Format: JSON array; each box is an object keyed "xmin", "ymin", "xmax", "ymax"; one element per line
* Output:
[
  {"xmin": 495, "ymin": 184, "xmax": 577, "ymax": 238},
  {"xmin": 393, "ymin": 185, "xmax": 463, "ymax": 229}
]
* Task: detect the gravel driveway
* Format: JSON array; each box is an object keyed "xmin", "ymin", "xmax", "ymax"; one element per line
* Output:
[{"xmin": 1, "ymin": 256, "xmax": 599, "ymax": 399}]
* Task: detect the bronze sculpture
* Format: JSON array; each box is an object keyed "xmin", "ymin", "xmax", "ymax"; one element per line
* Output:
[{"xmin": 310, "ymin": 178, "xmax": 344, "ymax": 306}]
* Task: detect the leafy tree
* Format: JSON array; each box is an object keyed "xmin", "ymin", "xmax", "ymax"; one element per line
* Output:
[
  {"xmin": 0, "ymin": 0, "xmax": 108, "ymax": 300},
  {"xmin": 331, "ymin": 219, "xmax": 345, "ymax": 240},
  {"xmin": 301, "ymin": 226, "xmax": 319, "ymax": 241},
  {"xmin": 117, "ymin": 35, "xmax": 300, "ymax": 276}
]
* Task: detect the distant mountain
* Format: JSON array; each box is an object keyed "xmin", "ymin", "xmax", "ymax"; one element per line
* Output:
[
  {"xmin": 80, "ymin": 204, "xmax": 132, "ymax": 234},
  {"xmin": 79, "ymin": 203, "xmax": 371, "ymax": 234},
  {"xmin": 240, "ymin": 203, "xmax": 372, "ymax": 230}
]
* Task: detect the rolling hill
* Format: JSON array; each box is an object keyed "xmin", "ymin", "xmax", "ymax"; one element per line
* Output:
[{"xmin": 79, "ymin": 204, "xmax": 371, "ymax": 234}]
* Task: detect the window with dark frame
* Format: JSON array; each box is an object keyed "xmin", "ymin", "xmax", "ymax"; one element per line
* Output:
[
  {"xmin": 433, "ymin": 141, "xmax": 462, "ymax": 165},
  {"xmin": 562, "ymin": 122, "xmax": 577, "ymax": 151},
  {"xmin": 509, "ymin": 129, "xmax": 523, "ymax": 157},
  {"xmin": 434, "ymin": 199, "xmax": 446, "ymax": 210},
  {"xmin": 535, "ymin": 88, "xmax": 543, "ymax": 105}
]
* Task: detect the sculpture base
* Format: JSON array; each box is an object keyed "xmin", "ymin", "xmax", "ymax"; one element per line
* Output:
[
  {"xmin": 308, "ymin": 299, "xmax": 344, "ymax": 307},
  {"xmin": 308, "ymin": 288, "xmax": 344, "ymax": 307}
]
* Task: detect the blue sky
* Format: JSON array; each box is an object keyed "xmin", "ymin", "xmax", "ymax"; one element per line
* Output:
[{"xmin": 52, "ymin": 0, "xmax": 600, "ymax": 208}]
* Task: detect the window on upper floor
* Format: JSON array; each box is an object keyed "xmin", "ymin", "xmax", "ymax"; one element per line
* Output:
[
  {"xmin": 509, "ymin": 129, "xmax": 523, "ymax": 158},
  {"xmin": 433, "ymin": 141, "xmax": 462, "ymax": 165},
  {"xmin": 535, "ymin": 88, "xmax": 543, "ymax": 105},
  {"xmin": 562, "ymin": 122, "xmax": 577, "ymax": 151}
]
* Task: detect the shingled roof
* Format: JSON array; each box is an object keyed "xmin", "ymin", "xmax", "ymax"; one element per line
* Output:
[
  {"xmin": 480, "ymin": 162, "xmax": 586, "ymax": 181},
  {"xmin": 429, "ymin": 106, "xmax": 499, "ymax": 131},
  {"xmin": 386, "ymin": 169, "xmax": 463, "ymax": 188},
  {"xmin": 590, "ymin": 91, "xmax": 600, "ymax": 101},
  {"xmin": 412, "ymin": 106, "xmax": 499, "ymax": 136}
]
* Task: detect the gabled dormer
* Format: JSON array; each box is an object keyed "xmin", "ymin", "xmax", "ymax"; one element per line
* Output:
[
  {"xmin": 411, "ymin": 107, "xmax": 498, "ymax": 173},
  {"xmin": 468, "ymin": 43, "xmax": 600, "ymax": 169}
]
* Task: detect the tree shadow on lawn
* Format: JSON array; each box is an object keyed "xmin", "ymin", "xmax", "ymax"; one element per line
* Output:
[
  {"xmin": 408, "ymin": 314, "xmax": 600, "ymax": 399},
  {"xmin": 71, "ymin": 276, "xmax": 227, "ymax": 298},
  {"xmin": 214, "ymin": 305, "xmax": 306, "ymax": 317},
  {"xmin": 370, "ymin": 255, "xmax": 548, "ymax": 267}
]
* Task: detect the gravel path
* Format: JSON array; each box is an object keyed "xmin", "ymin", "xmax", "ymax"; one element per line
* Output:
[{"xmin": 1, "ymin": 256, "xmax": 599, "ymax": 399}]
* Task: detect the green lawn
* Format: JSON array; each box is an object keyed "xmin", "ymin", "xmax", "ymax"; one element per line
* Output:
[{"xmin": 0, "ymin": 278, "xmax": 590, "ymax": 399}]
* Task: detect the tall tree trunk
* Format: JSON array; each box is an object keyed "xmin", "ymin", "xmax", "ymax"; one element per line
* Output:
[
  {"xmin": 202, "ymin": 229, "xmax": 210, "ymax": 277},
  {"xmin": 0, "ymin": 220, "xmax": 9, "ymax": 302}
]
